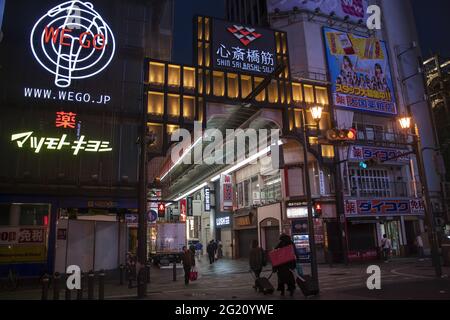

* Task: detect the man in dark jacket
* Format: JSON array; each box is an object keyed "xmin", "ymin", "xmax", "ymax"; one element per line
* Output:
[
  {"xmin": 207, "ymin": 240, "xmax": 215, "ymax": 264},
  {"xmin": 249, "ymin": 240, "xmax": 265, "ymax": 278},
  {"xmin": 273, "ymin": 234, "xmax": 296, "ymax": 296},
  {"xmin": 181, "ymin": 246, "xmax": 193, "ymax": 285}
]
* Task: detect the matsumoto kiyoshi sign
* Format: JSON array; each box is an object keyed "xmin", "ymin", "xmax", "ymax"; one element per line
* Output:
[
  {"xmin": 30, "ymin": 1, "xmax": 116, "ymax": 88},
  {"xmin": 212, "ymin": 19, "xmax": 277, "ymax": 75}
]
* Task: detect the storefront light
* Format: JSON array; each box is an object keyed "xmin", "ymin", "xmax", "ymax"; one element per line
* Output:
[
  {"xmin": 310, "ymin": 105, "xmax": 323, "ymax": 122},
  {"xmin": 399, "ymin": 116, "xmax": 412, "ymax": 130}
]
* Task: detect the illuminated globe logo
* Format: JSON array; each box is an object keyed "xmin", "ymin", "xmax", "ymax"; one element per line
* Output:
[{"xmin": 30, "ymin": 1, "xmax": 116, "ymax": 88}]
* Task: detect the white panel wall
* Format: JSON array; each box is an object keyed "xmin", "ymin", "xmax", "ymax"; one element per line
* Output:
[
  {"xmin": 66, "ymin": 220, "xmax": 95, "ymax": 272},
  {"xmin": 94, "ymin": 222, "xmax": 119, "ymax": 271}
]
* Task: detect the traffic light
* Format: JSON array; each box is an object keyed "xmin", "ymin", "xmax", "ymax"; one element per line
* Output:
[
  {"xmin": 314, "ymin": 202, "xmax": 322, "ymax": 218},
  {"xmin": 359, "ymin": 157, "xmax": 379, "ymax": 169},
  {"xmin": 157, "ymin": 203, "xmax": 165, "ymax": 217},
  {"xmin": 326, "ymin": 128, "xmax": 357, "ymax": 142}
]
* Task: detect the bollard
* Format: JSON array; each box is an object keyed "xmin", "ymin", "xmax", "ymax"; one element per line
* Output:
[
  {"xmin": 53, "ymin": 272, "xmax": 61, "ymax": 300},
  {"xmin": 41, "ymin": 274, "xmax": 50, "ymax": 300},
  {"xmin": 119, "ymin": 264, "xmax": 124, "ymax": 286},
  {"xmin": 137, "ymin": 268, "xmax": 147, "ymax": 298},
  {"xmin": 146, "ymin": 262, "xmax": 151, "ymax": 284},
  {"xmin": 98, "ymin": 270, "xmax": 105, "ymax": 300},
  {"xmin": 87, "ymin": 270, "xmax": 95, "ymax": 300},
  {"xmin": 172, "ymin": 261, "xmax": 177, "ymax": 282},
  {"xmin": 65, "ymin": 274, "xmax": 71, "ymax": 300}
]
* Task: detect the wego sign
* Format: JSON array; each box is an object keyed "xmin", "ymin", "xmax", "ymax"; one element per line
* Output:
[{"xmin": 30, "ymin": 1, "xmax": 116, "ymax": 88}]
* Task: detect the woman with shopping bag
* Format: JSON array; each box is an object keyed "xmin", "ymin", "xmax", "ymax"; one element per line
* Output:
[{"xmin": 269, "ymin": 234, "xmax": 296, "ymax": 296}]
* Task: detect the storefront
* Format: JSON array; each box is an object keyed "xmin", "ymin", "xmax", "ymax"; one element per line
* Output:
[
  {"xmin": 233, "ymin": 209, "xmax": 257, "ymax": 259},
  {"xmin": 215, "ymin": 214, "xmax": 232, "ymax": 258},
  {"xmin": 257, "ymin": 203, "xmax": 281, "ymax": 251},
  {"xmin": 344, "ymin": 198, "xmax": 426, "ymax": 261}
]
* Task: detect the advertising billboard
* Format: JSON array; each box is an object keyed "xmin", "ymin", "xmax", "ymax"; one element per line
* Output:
[
  {"xmin": 212, "ymin": 18, "xmax": 277, "ymax": 76},
  {"xmin": 267, "ymin": 0, "xmax": 368, "ymax": 23},
  {"xmin": 344, "ymin": 199, "xmax": 425, "ymax": 216},
  {"xmin": 323, "ymin": 27, "xmax": 397, "ymax": 115}
]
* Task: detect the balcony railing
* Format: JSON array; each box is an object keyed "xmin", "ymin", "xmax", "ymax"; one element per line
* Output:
[
  {"xmin": 356, "ymin": 129, "xmax": 409, "ymax": 147},
  {"xmin": 349, "ymin": 181, "xmax": 422, "ymax": 199}
]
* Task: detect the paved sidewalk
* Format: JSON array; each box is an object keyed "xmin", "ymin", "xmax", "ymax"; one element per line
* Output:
[{"xmin": 0, "ymin": 257, "xmax": 449, "ymax": 300}]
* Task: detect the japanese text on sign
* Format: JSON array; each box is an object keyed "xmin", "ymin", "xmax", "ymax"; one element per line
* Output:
[
  {"xmin": 344, "ymin": 199, "xmax": 425, "ymax": 216},
  {"xmin": 11, "ymin": 132, "xmax": 112, "ymax": 155}
]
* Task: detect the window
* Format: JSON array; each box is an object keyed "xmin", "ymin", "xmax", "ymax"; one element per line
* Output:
[
  {"xmin": 168, "ymin": 65, "xmax": 180, "ymax": 87},
  {"xmin": 321, "ymin": 145, "xmax": 335, "ymax": 158},
  {"xmin": 0, "ymin": 204, "xmax": 50, "ymax": 226},
  {"xmin": 304, "ymin": 85, "xmax": 315, "ymax": 103},
  {"xmin": 261, "ymin": 174, "xmax": 282, "ymax": 204},
  {"xmin": 183, "ymin": 96, "xmax": 195, "ymax": 120},
  {"xmin": 315, "ymin": 87, "xmax": 329, "ymax": 105},
  {"xmin": 254, "ymin": 77, "xmax": 266, "ymax": 102},
  {"xmin": 148, "ymin": 92, "xmax": 164, "ymax": 115},
  {"xmin": 349, "ymin": 167, "xmax": 391, "ymax": 198},
  {"xmin": 205, "ymin": 43, "xmax": 211, "ymax": 67},
  {"xmin": 197, "ymin": 69, "xmax": 204, "ymax": 94},
  {"xmin": 292, "ymin": 83, "xmax": 303, "ymax": 103},
  {"xmin": 197, "ymin": 42, "xmax": 203, "ymax": 66},
  {"xmin": 294, "ymin": 110, "xmax": 302, "ymax": 128},
  {"xmin": 241, "ymin": 75, "xmax": 252, "ymax": 98},
  {"xmin": 268, "ymin": 80, "xmax": 279, "ymax": 103},
  {"xmin": 204, "ymin": 17, "xmax": 210, "ymax": 41},
  {"xmin": 227, "ymin": 73, "xmax": 239, "ymax": 98},
  {"xmin": 149, "ymin": 62, "xmax": 165, "ymax": 85},
  {"xmin": 213, "ymin": 71, "xmax": 225, "ymax": 96},
  {"xmin": 167, "ymin": 94, "xmax": 180, "ymax": 118},
  {"xmin": 183, "ymin": 67, "xmax": 195, "ymax": 90},
  {"xmin": 197, "ymin": 17, "xmax": 203, "ymax": 40}
]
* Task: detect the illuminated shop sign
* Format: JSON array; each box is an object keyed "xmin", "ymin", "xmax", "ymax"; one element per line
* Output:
[
  {"xmin": 216, "ymin": 216, "xmax": 230, "ymax": 227},
  {"xmin": 56, "ymin": 111, "xmax": 77, "ymax": 129},
  {"xmin": 204, "ymin": 187, "xmax": 211, "ymax": 212},
  {"xmin": 344, "ymin": 199, "xmax": 425, "ymax": 216},
  {"xmin": 287, "ymin": 207, "xmax": 308, "ymax": 219},
  {"xmin": 11, "ymin": 131, "xmax": 112, "ymax": 155},
  {"xmin": 349, "ymin": 146, "xmax": 410, "ymax": 163},
  {"xmin": 30, "ymin": 0, "xmax": 116, "ymax": 88},
  {"xmin": 323, "ymin": 27, "xmax": 397, "ymax": 115},
  {"xmin": 213, "ymin": 19, "xmax": 277, "ymax": 75}
]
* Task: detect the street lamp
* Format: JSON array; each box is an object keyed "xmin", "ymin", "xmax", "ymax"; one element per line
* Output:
[
  {"xmin": 398, "ymin": 115, "xmax": 442, "ymax": 277},
  {"xmin": 300, "ymin": 106, "xmax": 322, "ymax": 291}
]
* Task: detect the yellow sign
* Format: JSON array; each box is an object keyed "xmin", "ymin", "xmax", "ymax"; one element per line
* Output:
[{"xmin": 0, "ymin": 245, "xmax": 47, "ymax": 264}]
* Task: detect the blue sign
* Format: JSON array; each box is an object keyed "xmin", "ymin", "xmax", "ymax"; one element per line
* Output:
[
  {"xmin": 148, "ymin": 210, "xmax": 158, "ymax": 222},
  {"xmin": 0, "ymin": 0, "xmax": 4, "ymax": 29}
]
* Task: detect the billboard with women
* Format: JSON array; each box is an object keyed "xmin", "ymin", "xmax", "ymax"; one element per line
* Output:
[{"xmin": 323, "ymin": 27, "xmax": 397, "ymax": 116}]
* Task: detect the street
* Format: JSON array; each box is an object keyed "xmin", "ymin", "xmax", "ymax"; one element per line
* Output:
[{"xmin": 1, "ymin": 257, "xmax": 449, "ymax": 300}]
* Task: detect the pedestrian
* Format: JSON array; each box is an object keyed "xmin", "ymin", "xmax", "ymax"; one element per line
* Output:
[
  {"xmin": 217, "ymin": 241, "xmax": 223, "ymax": 259},
  {"xmin": 381, "ymin": 234, "xmax": 392, "ymax": 262},
  {"xmin": 189, "ymin": 244, "xmax": 196, "ymax": 267},
  {"xmin": 249, "ymin": 240, "xmax": 265, "ymax": 279},
  {"xmin": 181, "ymin": 246, "xmax": 193, "ymax": 285},
  {"xmin": 195, "ymin": 242, "xmax": 203, "ymax": 259},
  {"xmin": 273, "ymin": 234, "xmax": 296, "ymax": 296},
  {"xmin": 213, "ymin": 240, "xmax": 218, "ymax": 261},
  {"xmin": 415, "ymin": 233, "xmax": 424, "ymax": 261},
  {"xmin": 207, "ymin": 240, "xmax": 215, "ymax": 264}
]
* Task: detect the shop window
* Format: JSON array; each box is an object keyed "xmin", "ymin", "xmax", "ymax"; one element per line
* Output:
[
  {"xmin": 268, "ymin": 80, "xmax": 279, "ymax": 103},
  {"xmin": 241, "ymin": 75, "xmax": 252, "ymax": 98},
  {"xmin": 168, "ymin": 65, "xmax": 180, "ymax": 87},
  {"xmin": 227, "ymin": 73, "xmax": 239, "ymax": 98},
  {"xmin": 304, "ymin": 85, "xmax": 315, "ymax": 104},
  {"xmin": 294, "ymin": 110, "xmax": 302, "ymax": 128},
  {"xmin": 167, "ymin": 94, "xmax": 180, "ymax": 118},
  {"xmin": 213, "ymin": 71, "xmax": 225, "ymax": 96},
  {"xmin": 254, "ymin": 77, "xmax": 266, "ymax": 102},
  {"xmin": 205, "ymin": 43, "xmax": 211, "ymax": 67},
  {"xmin": 148, "ymin": 91, "xmax": 164, "ymax": 116},
  {"xmin": 197, "ymin": 42, "xmax": 203, "ymax": 66},
  {"xmin": 315, "ymin": 87, "xmax": 329, "ymax": 105},
  {"xmin": 321, "ymin": 145, "xmax": 335, "ymax": 158},
  {"xmin": 197, "ymin": 17, "xmax": 203, "ymax": 40},
  {"xmin": 292, "ymin": 83, "xmax": 303, "ymax": 103},
  {"xmin": 149, "ymin": 62, "xmax": 165, "ymax": 85},
  {"xmin": 183, "ymin": 67, "xmax": 196, "ymax": 90},
  {"xmin": 205, "ymin": 70, "xmax": 211, "ymax": 95},
  {"xmin": 204, "ymin": 17, "xmax": 210, "ymax": 41},
  {"xmin": 183, "ymin": 96, "xmax": 195, "ymax": 120}
]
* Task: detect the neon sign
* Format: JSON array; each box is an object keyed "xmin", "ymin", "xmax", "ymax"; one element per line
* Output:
[
  {"xmin": 11, "ymin": 132, "xmax": 112, "ymax": 155},
  {"xmin": 56, "ymin": 111, "xmax": 77, "ymax": 129},
  {"xmin": 30, "ymin": 1, "xmax": 116, "ymax": 88}
]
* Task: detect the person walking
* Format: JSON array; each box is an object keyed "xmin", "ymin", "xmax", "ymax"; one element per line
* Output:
[
  {"xmin": 415, "ymin": 233, "xmax": 425, "ymax": 261},
  {"xmin": 273, "ymin": 234, "xmax": 296, "ymax": 296},
  {"xmin": 249, "ymin": 240, "xmax": 265, "ymax": 279},
  {"xmin": 212, "ymin": 240, "xmax": 218, "ymax": 261},
  {"xmin": 381, "ymin": 234, "xmax": 392, "ymax": 262},
  {"xmin": 195, "ymin": 242, "xmax": 203, "ymax": 259},
  {"xmin": 217, "ymin": 241, "xmax": 223, "ymax": 259},
  {"xmin": 181, "ymin": 246, "xmax": 193, "ymax": 285},
  {"xmin": 207, "ymin": 240, "xmax": 215, "ymax": 264}
]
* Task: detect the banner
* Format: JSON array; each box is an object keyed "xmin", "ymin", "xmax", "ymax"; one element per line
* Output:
[
  {"xmin": 344, "ymin": 199, "xmax": 425, "ymax": 216},
  {"xmin": 0, "ymin": 227, "xmax": 47, "ymax": 264},
  {"xmin": 268, "ymin": 0, "xmax": 368, "ymax": 23},
  {"xmin": 220, "ymin": 174, "xmax": 233, "ymax": 211},
  {"xmin": 323, "ymin": 27, "xmax": 397, "ymax": 115},
  {"xmin": 349, "ymin": 146, "xmax": 410, "ymax": 163}
]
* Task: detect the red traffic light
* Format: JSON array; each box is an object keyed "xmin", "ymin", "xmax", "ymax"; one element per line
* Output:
[
  {"xmin": 326, "ymin": 128, "xmax": 357, "ymax": 142},
  {"xmin": 158, "ymin": 203, "xmax": 165, "ymax": 217},
  {"xmin": 314, "ymin": 203, "xmax": 322, "ymax": 216}
]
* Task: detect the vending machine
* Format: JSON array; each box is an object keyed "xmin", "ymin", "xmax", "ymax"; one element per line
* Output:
[{"xmin": 292, "ymin": 219, "xmax": 311, "ymax": 263}]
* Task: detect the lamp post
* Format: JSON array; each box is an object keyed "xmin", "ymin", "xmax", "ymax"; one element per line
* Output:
[
  {"xmin": 398, "ymin": 116, "xmax": 442, "ymax": 278},
  {"xmin": 301, "ymin": 105, "xmax": 322, "ymax": 291}
]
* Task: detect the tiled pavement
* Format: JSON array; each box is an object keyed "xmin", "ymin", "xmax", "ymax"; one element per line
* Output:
[{"xmin": 1, "ymin": 257, "xmax": 449, "ymax": 300}]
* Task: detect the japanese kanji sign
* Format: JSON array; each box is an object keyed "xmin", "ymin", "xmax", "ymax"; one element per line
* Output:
[
  {"xmin": 212, "ymin": 19, "xmax": 277, "ymax": 75},
  {"xmin": 344, "ymin": 199, "xmax": 425, "ymax": 216},
  {"xmin": 0, "ymin": 227, "xmax": 46, "ymax": 245},
  {"xmin": 11, "ymin": 131, "xmax": 112, "ymax": 155},
  {"xmin": 56, "ymin": 111, "xmax": 77, "ymax": 129},
  {"xmin": 349, "ymin": 146, "xmax": 410, "ymax": 163}
]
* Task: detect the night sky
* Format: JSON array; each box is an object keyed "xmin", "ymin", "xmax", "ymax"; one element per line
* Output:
[{"xmin": 172, "ymin": 0, "xmax": 450, "ymax": 64}]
